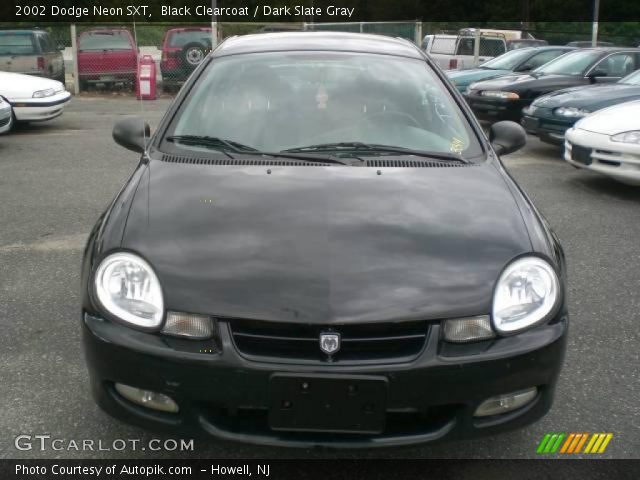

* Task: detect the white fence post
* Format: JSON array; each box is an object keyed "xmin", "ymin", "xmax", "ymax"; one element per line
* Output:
[
  {"xmin": 473, "ymin": 29, "xmax": 481, "ymax": 68},
  {"xmin": 70, "ymin": 24, "xmax": 79, "ymax": 94}
]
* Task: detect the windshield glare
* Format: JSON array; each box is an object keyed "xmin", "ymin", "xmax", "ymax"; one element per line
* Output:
[
  {"xmin": 79, "ymin": 32, "xmax": 132, "ymax": 51},
  {"xmin": 620, "ymin": 69, "xmax": 640, "ymax": 85},
  {"xmin": 481, "ymin": 48, "xmax": 534, "ymax": 70},
  {"xmin": 170, "ymin": 52, "xmax": 482, "ymax": 160},
  {"xmin": 534, "ymin": 50, "xmax": 601, "ymax": 76}
]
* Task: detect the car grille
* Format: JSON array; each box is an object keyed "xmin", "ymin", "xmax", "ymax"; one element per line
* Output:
[
  {"xmin": 228, "ymin": 319, "xmax": 430, "ymax": 364},
  {"xmin": 571, "ymin": 144, "xmax": 592, "ymax": 165},
  {"xmin": 0, "ymin": 116, "xmax": 10, "ymax": 128}
]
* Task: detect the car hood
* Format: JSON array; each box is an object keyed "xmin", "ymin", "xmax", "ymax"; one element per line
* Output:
[
  {"xmin": 121, "ymin": 160, "xmax": 533, "ymax": 324},
  {"xmin": 575, "ymin": 99, "xmax": 640, "ymax": 135},
  {"xmin": 471, "ymin": 73, "xmax": 578, "ymax": 92},
  {"xmin": 0, "ymin": 71, "xmax": 64, "ymax": 100},
  {"xmin": 533, "ymin": 83, "xmax": 640, "ymax": 109},
  {"xmin": 447, "ymin": 68, "xmax": 511, "ymax": 86}
]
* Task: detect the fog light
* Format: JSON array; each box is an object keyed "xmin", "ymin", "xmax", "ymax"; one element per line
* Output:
[
  {"xmin": 443, "ymin": 315, "xmax": 495, "ymax": 343},
  {"xmin": 474, "ymin": 387, "xmax": 537, "ymax": 417},
  {"xmin": 114, "ymin": 383, "xmax": 179, "ymax": 413},
  {"xmin": 161, "ymin": 311, "xmax": 215, "ymax": 339}
]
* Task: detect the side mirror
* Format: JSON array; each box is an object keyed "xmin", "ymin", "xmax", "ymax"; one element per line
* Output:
[
  {"xmin": 516, "ymin": 63, "xmax": 533, "ymax": 72},
  {"xmin": 113, "ymin": 116, "xmax": 150, "ymax": 153},
  {"xmin": 489, "ymin": 120, "xmax": 526, "ymax": 156},
  {"xmin": 588, "ymin": 69, "xmax": 607, "ymax": 81}
]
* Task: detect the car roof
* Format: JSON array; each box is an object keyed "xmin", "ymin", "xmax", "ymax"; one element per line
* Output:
[{"xmin": 213, "ymin": 32, "xmax": 423, "ymax": 59}]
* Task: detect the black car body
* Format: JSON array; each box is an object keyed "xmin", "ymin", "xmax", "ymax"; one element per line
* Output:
[
  {"xmin": 81, "ymin": 32, "xmax": 568, "ymax": 448},
  {"xmin": 465, "ymin": 48, "xmax": 640, "ymax": 121},
  {"xmin": 522, "ymin": 69, "xmax": 640, "ymax": 144}
]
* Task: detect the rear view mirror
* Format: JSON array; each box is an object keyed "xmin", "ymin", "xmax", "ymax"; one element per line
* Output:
[
  {"xmin": 588, "ymin": 69, "xmax": 607, "ymax": 79},
  {"xmin": 113, "ymin": 116, "xmax": 150, "ymax": 154},
  {"xmin": 489, "ymin": 121, "xmax": 526, "ymax": 156},
  {"xmin": 516, "ymin": 63, "xmax": 533, "ymax": 72}
]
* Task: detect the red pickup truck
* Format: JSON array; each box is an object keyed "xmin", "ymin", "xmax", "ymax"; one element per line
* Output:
[{"xmin": 77, "ymin": 28, "xmax": 137, "ymax": 88}]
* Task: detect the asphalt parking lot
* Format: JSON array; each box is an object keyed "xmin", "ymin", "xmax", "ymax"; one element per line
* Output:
[{"xmin": 0, "ymin": 97, "xmax": 638, "ymax": 460}]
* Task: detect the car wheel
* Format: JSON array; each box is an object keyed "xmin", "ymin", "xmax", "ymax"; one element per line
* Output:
[
  {"xmin": 56, "ymin": 68, "xmax": 66, "ymax": 85},
  {"xmin": 181, "ymin": 42, "xmax": 208, "ymax": 71},
  {"xmin": 3, "ymin": 106, "xmax": 15, "ymax": 133}
]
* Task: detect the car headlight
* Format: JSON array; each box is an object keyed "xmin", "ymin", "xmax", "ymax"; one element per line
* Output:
[
  {"xmin": 480, "ymin": 91, "xmax": 520, "ymax": 100},
  {"xmin": 32, "ymin": 88, "xmax": 56, "ymax": 98},
  {"xmin": 492, "ymin": 257, "xmax": 560, "ymax": 334},
  {"xmin": 94, "ymin": 252, "xmax": 164, "ymax": 329},
  {"xmin": 611, "ymin": 130, "xmax": 640, "ymax": 144},
  {"xmin": 555, "ymin": 107, "xmax": 590, "ymax": 118}
]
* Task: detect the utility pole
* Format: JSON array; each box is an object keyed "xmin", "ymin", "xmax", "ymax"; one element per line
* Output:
[
  {"xmin": 211, "ymin": 0, "xmax": 218, "ymax": 48},
  {"xmin": 591, "ymin": 0, "xmax": 600, "ymax": 47}
]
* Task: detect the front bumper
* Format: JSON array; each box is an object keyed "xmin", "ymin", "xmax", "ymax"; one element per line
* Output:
[
  {"xmin": 463, "ymin": 93, "xmax": 528, "ymax": 122},
  {"xmin": 11, "ymin": 91, "xmax": 71, "ymax": 122},
  {"xmin": 564, "ymin": 128, "xmax": 640, "ymax": 185},
  {"xmin": 522, "ymin": 108, "xmax": 576, "ymax": 145},
  {"xmin": 83, "ymin": 312, "xmax": 568, "ymax": 448}
]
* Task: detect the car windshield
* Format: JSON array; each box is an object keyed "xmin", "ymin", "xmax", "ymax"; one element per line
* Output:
[
  {"xmin": 169, "ymin": 52, "xmax": 483, "ymax": 160},
  {"xmin": 534, "ymin": 50, "xmax": 602, "ymax": 76},
  {"xmin": 168, "ymin": 30, "xmax": 211, "ymax": 48},
  {"xmin": 480, "ymin": 48, "xmax": 535, "ymax": 70},
  {"xmin": 0, "ymin": 33, "xmax": 35, "ymax": 55},
  {"xmin": 79, "ymin": 31, "xmax": 132, "ymax": 51},
  {"xmin": 619, "ymin": 69, "xmax": 640, "ymax": 85}
]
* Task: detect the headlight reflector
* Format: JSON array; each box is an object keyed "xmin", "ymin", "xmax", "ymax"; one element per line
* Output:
[
  {"xmin": 611, "ymin": 130, "xmax": 640, "ymax": 144},
  {"xmin": 492, "ymin": 257, "xmax": 560, "ymax": 334},
  {"xmin": 94, "ymin": 252, "xmax": 164, "ymax": 329},
  {"xmin": 481, "ymin": 90, "xmax": 520, "ymax": 100},
  {"xmin": 555, "ymin": 107, "xmax": 590, "ymax": 118}
]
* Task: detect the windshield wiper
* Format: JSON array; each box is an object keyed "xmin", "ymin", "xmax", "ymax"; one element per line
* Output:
[
  {"xmin": 165, "ymin": 135, "xmax": 349, "ymax": 165},
  {"xmin": 282, "ymin": 142, "xmax": 469, "ymax": 164}
]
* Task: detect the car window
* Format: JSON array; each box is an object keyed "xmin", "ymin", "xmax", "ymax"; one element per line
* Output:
[
  {"xmin": 79, "ymin": 31, "xmax": 133, "ymax": 51},
  {"xmin": 168, "ymin": 52, "xmax": 483, "ymax": 160},
  {"xmin": 168, "ymin": 30, "xmax": 212, "ymax": 48},
  {"xmin": 0, "ymin": 33, "xmax": 36, "ymax": 55},
  {"xmin": 592, "ymin": 53, "xmax": 636, "ymax": 77},
  {"xmin": 430, "ymin": 37, "xmax": 456, "ymax": 55},
  {"xmin": 534, "ymin": 50, "xmax": 603, "ymax": 76},
  {"xmin": 38, "ymin": 34, "xmax": 54, "ymax": 53},
  {"xmin": 526, "ymin": 50, "xmax": 567, "ymax": 69},
  {"xmin": 480, "ymin": 38, "xmax": 505, "ymax": 56},
  {"xmin": 481, "ymin": 48, "xmax": 535, "ymax": 70}
]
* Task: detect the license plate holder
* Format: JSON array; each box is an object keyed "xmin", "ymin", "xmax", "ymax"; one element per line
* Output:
[
  {"xmin": 268, "ymin": 374, "xmax": 387, "ymax": 434},
  {"xmin": 572, "ymin": 144, "xmax": 592, "ymax": 165}
]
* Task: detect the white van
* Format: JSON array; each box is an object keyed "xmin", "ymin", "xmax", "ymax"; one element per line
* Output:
[{"xmin": 422, "ymin": 32, "xmax": 508, "ymax": 71}]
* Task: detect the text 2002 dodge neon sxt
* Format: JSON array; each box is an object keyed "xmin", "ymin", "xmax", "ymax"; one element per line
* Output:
[{"xmin": 81, "ymin": 32, "xmax": 568, "ymax": 448}]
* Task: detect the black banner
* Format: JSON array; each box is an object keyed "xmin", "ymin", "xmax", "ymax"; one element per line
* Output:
[
  {"xmin": 1, "ymin": 0, "xmax": 640, "ymax": 23},
  {"xmin": 2, "ymin": 459, "xmax": 640, "ymax": 480}
]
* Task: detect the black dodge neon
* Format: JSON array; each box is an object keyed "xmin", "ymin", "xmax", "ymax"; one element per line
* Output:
[{"xmin": 81, "ymin": 32, "xmax": 568, "ymax": 448}]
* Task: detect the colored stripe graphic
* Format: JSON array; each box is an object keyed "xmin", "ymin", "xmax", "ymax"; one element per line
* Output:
[{"xmin": 538, "ymin": 433, "xmax": 613, "ymax": 454}]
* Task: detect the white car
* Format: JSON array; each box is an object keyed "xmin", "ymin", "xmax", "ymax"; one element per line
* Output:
[
  {"xmin": 564, "ymin": 100, "xmax": 640, "ymax": 186},
  {"xmin": 0, "ymin": 97, "xmax": 11, "ymax": 134},
  {"xmin": 0, "ymin": 71, "xmax": 71, "ymax": 131}
]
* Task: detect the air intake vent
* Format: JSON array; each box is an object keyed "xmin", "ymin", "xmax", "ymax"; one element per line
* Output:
[
  {"xmin": 364, "ymin": 159, "xmax": 473, "ymax": 168},
  {"xmin": 161, "ymin": 154, "xmax": 331, "ymax": 167}
]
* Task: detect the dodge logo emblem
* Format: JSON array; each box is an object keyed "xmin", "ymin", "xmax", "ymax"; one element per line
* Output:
[{"xmin": 319, "ymin": 332, "xmax": 340, "ymax": 355}]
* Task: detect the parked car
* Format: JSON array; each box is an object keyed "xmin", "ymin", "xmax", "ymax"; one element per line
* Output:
[
  {"xmin": 0, "ymin": 97, "xmax": 12, "ymax": 134},
  {"xmin": 565, "ymin": 100, "xmax": 640, "ymax": 185},
  {"xmin": 423, "ymin": 33, "xmax": 507, "ymax": 70},
  {"xmin": 465, "ymin": 48, "xmax": 640, "ymax": 121},
  {"xmin": 447, "ymin": 46, "xmax": 574, "ymax": 93},
  {"xmin": 160, "ymin": 27, "xmax": 212, "ymax": 89},
  {"xmin": 523, "ymin": 69, "xmax": 640, "ymax": 144},
  {"xmin": 507, "ymin": 39, "xmax": 549, "ymax": 50},
  {"xmin": 0, "ymin": 71, "xmax": 70, "ymax": 129},
  {"xmin": 0, "ymin": 29, "xmax": 65, "ymax": 82},
  {"xmin": 82, "ymin": 32, "xmax": 568, "ymax": 448},
  {"xmin": 77, "ymin": 28, "xmax": 138, "ymax": 89}
]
